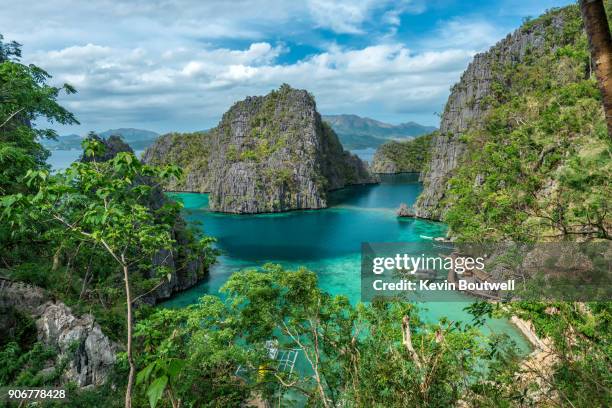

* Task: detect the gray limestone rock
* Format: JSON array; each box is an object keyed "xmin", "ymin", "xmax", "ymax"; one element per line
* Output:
[
  {"xmin": 143, "ymin": 85, "xmax": 377, "ymax": 213},
  {"xmin": 414, "ymin": 14, "xmax": 570, "ymax": 220}
]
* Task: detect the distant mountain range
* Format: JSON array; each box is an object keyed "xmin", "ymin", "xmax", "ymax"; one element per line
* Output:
[
  {"xmin": 322, "ymin": 114, "xmax": 437, "ymax": 150},
  {"xmin": 43, "ymin": 116, "xmax": 436, "ymax": 152},
  {"xmin": 42, "ymin": 128, "xmax": 160, "ymax": 151}
]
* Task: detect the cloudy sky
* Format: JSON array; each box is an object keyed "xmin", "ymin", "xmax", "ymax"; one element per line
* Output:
[{"xmin": 1, "ymin": 0, "xmax": 573, "ymax": 135}]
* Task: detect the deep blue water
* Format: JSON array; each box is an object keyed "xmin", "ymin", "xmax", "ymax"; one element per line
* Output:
[
  {"xmin": 45, "ymin": 152, "xmax": 530, "ymax": 352},
  {"xmin": 164, "ymin": 175, "xmax": 531, "ymax": 353}
]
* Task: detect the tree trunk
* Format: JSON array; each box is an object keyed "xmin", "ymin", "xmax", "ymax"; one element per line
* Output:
[
  {"xmin": 122, "ymin": 261, "xmax": 135, "ymax": 408},
  {"xmin": 402, "ymin": 316, "xmax": 422, "ymax": 370},
  {"xmin": 580, "ymin": 0, "xmax": 612, "ymax": 137}
]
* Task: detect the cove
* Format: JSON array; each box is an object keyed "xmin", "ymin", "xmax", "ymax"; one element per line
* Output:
[{"xmin": 163, "ymin": 173, "xmax": 531, "ymax": 354}]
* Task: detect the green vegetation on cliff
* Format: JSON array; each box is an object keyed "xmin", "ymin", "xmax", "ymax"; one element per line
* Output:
[
  {"xmin": 0, "ymin": 37, "xmax": 217, "ymax": 404},
  {"xmin": 2, "ymin": 4, "xmax": 612, "ymax": 407},
  {"xmin": 142, "ymin": 131, "xmax": 210, "ymax": 192},
  {"xmin": 144, "ymin": 84, "xmax": 376, "ymax": 213},
  {"xmin": 371, "ymin": 132, "xmax": 434, "ymax": 174},
  {"xmin": 442, "ymin": 4, "xmax": 611, "ymax": 242},
  {"xmin": 418, "ymin": 5, "xmax": 612, "ymax": 407}
]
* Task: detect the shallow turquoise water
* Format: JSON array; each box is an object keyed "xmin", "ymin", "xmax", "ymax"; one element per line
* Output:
[{"xmin": 164, "ymin": 174, "xmax": 531, "ymax": 353}]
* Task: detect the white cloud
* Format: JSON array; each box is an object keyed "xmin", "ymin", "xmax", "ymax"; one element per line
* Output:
[
  {"xmin": 24, "ymin": 37, "xmax": 474, "ymax": 131},
  {"xmin": 0, "ymin": 0, "xmax": 500, "ymax": 132},
  {"xmin": 420, "ymin": 17, "xmax": 504, "ymax": 51},
  {"xmin": 306, "ymin": 0, "xmax": 424, "ymax": 34}
]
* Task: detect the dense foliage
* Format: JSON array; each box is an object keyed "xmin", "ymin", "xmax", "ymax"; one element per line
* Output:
[
  {"xmin": 1, "ymin": 4, "xmax": 611, "ymax": 407},
  {"xmin": 438, "ymin": 4, "xmax": 612, "ymax": 407},
  {"xmin": 143, "ymin": 131, "xmax": 210, "ymax": 191},
  {"xmin": 371, "ymin": 132, "xmax": 434, "ymax": 173},
  {"xmin": 444, "ymin": 4, "xmax": 611, "ymax": 242},
  {"xmin": 0, "ymin": 37, "xmax": 216, "ymax": 406},
  {"xmin": 134, "ymin": 265, "xmax": 523, "ymax": 408}
]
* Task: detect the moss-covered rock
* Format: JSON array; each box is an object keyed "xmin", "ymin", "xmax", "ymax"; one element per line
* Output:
[
  {"xmin": 371, "ymin": 132, "xmax": 434, "ymax": 174},
  {"xmin": 142, "ymin": 131, "xmax": 210, "ymax": 192}
]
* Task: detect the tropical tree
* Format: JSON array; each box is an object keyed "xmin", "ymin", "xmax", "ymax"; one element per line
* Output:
[
  {"xmin": 0, "ymin": 35, "xmax": 79, "ymax": 265},
  {"xmin": 4, "ymin": 139, "xmax": 183, "ymax": 408},
  {"xmin": 580, "ymin": 0, "xmax": 612, "ymax": 137},
  {"xmin": 0, "ymin": 35, "xmax": 78, "ymax": 195}
]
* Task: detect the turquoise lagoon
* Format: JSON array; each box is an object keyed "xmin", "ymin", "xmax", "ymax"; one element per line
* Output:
[{"xmin": 164, "ymin": 173, "xmax": 531, "ymax": 354}]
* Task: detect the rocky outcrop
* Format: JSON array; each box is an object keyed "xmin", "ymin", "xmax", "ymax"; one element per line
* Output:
[
  {"xmin": 37, "ymin": 302, "xmax": 117, "ymax": 387},
  {"xmin": 371, "ymin": 133, "xmax": 433, "ymax": 174},
  {"xmin": 0, "ymin": 277, "xmax": 117, "ymax": 387},
  {"xmin": 414, "ymin": 13, "xmax": 570, "ymax": 219},
  {"xmin": 80, "ymin": 134, "xmax": 133, "ymax": 162},
  {"xmin": 371, "ymin": 151, "xmax": 398, "ymax": 174},
  {"xmin": 207, "ymin": 86, "xmax": 376, "ymax": 213},
  {"xmin": 143, "ymin": 85, "xmax": 377, "ymax": 213},
  {"xmin": 396, "ymin": 203, "xmax": 415, "ymax": 217},
  {"xmin": 142, "ymin": 132, "xmax": 211, "ymax": 192},
  {"xmin": 143, "ymin": 217, "xmax": 207, "ymax": 303}
]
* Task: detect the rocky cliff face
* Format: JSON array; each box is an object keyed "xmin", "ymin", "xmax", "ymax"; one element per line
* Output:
[
  {"xmin": 414, "ymin": 14, "xmax": 569, "ymax": 219},
  {"xmin": 142, "ymin": 132, "xmax": 211, "ymax": 192},
  {"xmin": 207, "ymin": 86, "xmax": 375, "ymax": 213},
  {"xmin": 371, "ymin": 133, "xmax": 433, "ymax": 174},
  {"xmin": 0, "ymin": 278, "xmax": 117, "ymax": 387},
  {"xmin": 144, "ymin": 85, "xmax": 376, "ymax": 213},
  {"xmin": 370, "ymin": 152, "xmax": 399, "ymax": 174}
]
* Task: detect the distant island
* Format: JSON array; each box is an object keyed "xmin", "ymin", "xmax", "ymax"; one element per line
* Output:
[
  {"xmin": 43, "ymin": 116, "xmax": 435, "ymax": 153},
  {"xmin": 41, "ymin": 128, "xmax": 160, "ymax": 151},
  {"xmin": 371, "ymin": 132, "xmax": 434, "ymax": 174},
  {"xmin": 322, "ymin": 114, "xmax": 437, "ymax": 149},
  {"xmin": 144, "ymin": 84, "xmax": 377, "ymax": 213}
]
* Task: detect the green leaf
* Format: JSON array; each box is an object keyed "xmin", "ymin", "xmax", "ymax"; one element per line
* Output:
[
  {"xmin": 136, "ymin": 361, "xmax": 156, "ymax": 385},
  {"xmin": 146, "ymin": 375, "xmax": 168, "ymax": 408},
  {"xmin": 166, "ymin": 359, "xmax": 186, "ymax": 378}
]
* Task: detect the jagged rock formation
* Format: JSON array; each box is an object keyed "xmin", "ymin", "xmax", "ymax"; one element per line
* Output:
[
  {"xmin": 396, "ymin": 203, "xmax": 415, "ymax": 217},
  {"xmin": 371, "ymin": 133, "xmax": 434, "ymax": 174},
  {"xmin": 80, "ymin": 134, "xmax": 133, "ymax": 162},
  {"xmin": 414, "ymin": 12, "xmax": 573, "ymax": 220},
  {"xmin": 37, "ymin": 302, "xmax": 117, "ymax": 386},
  {"xmin": 144, "ymin": 85, "xmax": 377, "ymax": 213},
  {"xmin": 0, "ymin": 277, "xmax": 117, "ymax": 387},
  {"xmin": 142, "ymin": 132, "xmax": 210, "ymax": 192}
]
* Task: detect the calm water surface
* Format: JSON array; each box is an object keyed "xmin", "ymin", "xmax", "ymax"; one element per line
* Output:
[
  {"xmin": 165, "ymin": 174, "xmax": 531, "ymax": 353},
  {"xmin": 45, "ymin": 152, "xmax": 530, "ymax": 352},
  {"xmin": 45, "ymin": 151, "xmax": 530, "ymax": 352}
]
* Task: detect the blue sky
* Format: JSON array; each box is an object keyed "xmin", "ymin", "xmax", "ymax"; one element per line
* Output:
[{"xmin": 0, "ymin": 0, "xmax": 575, "ymax": 135}]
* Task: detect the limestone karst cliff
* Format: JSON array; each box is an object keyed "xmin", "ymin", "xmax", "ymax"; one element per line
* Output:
[
  {"xmin": 414, "ymin": 8, "xmax": 584, "ymax": 220},
  {"xmin": 144, "ymin": 85, "xmax": 377, "ymax": 213},
  {"xmin": 0, "ymin": 277, "xmax": 117, "ymax": 387},
  {"xmin": 371, "ymin": 132, "xmax": 434, "ymax": 174},
  {"xmin": 415, "ymin": 5, "xmax": 610, "ymax": 241},
  {"xmin": 142, "ymin": 131, "xmax": 211, "ymax": 192}
]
